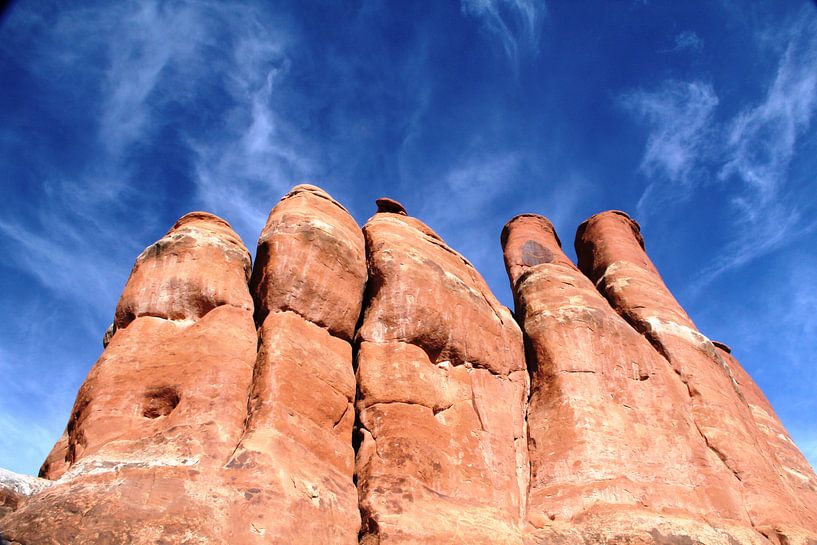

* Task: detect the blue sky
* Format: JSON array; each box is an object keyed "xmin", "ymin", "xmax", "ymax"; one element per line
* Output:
[{"xmin": 1, "ymin": 1, "xmax": 816, "ymax": 476}]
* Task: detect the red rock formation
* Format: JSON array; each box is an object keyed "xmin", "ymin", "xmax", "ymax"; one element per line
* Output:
[
  {"xmin": 1, "ymin": 189, "xmax": 367, "ymax": 545},
  {"xmin": 503, "ymin": 214, "xmax": 766, "ymax": 544},
  {"xmin": 250, "ymin": 184, "xmax": 366, "ymax": 342},
  {"xmin": 576, "ymin": 210, "xmax": 817, "ymax": 544},
  {"xmin": 2, "ymin": 211, "xmax": 259, "ymax": 543},
  {"xmin": 0, "ymin": 469, "xmax": 49, "ymax": 521},
  {"xmin": 2, "ymin": 188, "xmax": 816, "ymax": 545},
  {"xmin": 355, "ymin": 201, "xmax": 529, "ymax": 544}
]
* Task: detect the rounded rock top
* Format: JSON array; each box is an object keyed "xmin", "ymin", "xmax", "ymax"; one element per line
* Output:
[
  {"xmin": 501, "ymin": 214, "xmax": 562, "ymax": 248},
  {"xmin": 172, "ymin": 211, "xmax": 235, "ymax": 231},
  {"xmin": 375, "ymin": 197, "xmax": 407, "ymax": 215}
]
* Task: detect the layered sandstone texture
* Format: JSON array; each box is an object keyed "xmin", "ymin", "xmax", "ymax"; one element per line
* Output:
[
  {"xmin": 2, "ymin": 186, "xmax": 816, "ymax": 545},
  {"xmin": 232, "ymin": 184, "xmax": 367, "ymax": 544},
  {"xmin": 2, "ymin": 211, "xmax": 260, "ymax": 544}
]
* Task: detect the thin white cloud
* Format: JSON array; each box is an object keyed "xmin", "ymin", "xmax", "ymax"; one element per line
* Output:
[
  {"xmin": 0, "ymin": 342, "xmax": 79, "ymax": 474},
  {"xmin": 0, "ymin": 216, "xmax": 126, "ymax": 322},
  {"xmin": 89, "ymin": 1, "xmax": 310, "ymax": 245},
  {"xmin": 461, "ymin": 0, "xmax": 546, "ymax": 63},
  {"xmin": 621, "ymin": 13, "xmax": 817, "ymax": 287},
  {"xmin": 720, "ymin": 22, "xmax": 817, "ymax": 202},
  {"xmin": 0, "ymin": 1, "xmax": 286, "ymax": 304},
  {"xmin": 670, "ymin": 30, "xmax": 704, "ymax": 53},
  {"xmin": 98, "ymin": 3, "xmax": 207, "ymax": 156},
  {"xmin": 418, "ymin": 151, "xmax": 589, "ymax": 307},
  {"xmin": 619, "ymin": 80, "xmax": 718, "ymax": 216},
  {"xmin": 698, "ymin": 14, "xmax": 817, "ymax": 286},
  {"xmin": 0, "ymin": 412, "xmax": 56, "ymax": 475},
  {"xmin": 421, "ymin": 152, "xmax": 525, "ymax": 238},
  {"xmin": 3, "ymin": 0, "xmax": 312, "ymax": 254},
  {"xmin": 188, "ymin": 14, "xmax": 316, "ymax": 244}
]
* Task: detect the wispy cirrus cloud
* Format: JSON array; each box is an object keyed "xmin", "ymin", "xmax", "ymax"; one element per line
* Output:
[
  {"xmin": 189, "ymin": 14, "xmax": 314, "ymax": 243},
  {"xmin": 619, "ymin": 80, "xmax": 718, "ymax": 214},
  {"xmin": 620, "ymin": 11, "xmax": 817, "ymax": 288},
  {"xmin": 84, "ymin": 1, "xmax": 307, "ymax": 245},
  {"xmin": 668, "ymin": 30, "xmax": 704, "ymax": 54},
  {"xmin": 461, "ymin": 0, "xmax": 547, "ymax": 64},
  {"xmin": 419, "ymin": 150, "xmax": 589, "ymax": 306},
  {"xmin": 699, "ymin": 13, "xmax": 817, "ymax": 286},
  {"xmin": 98, "ymin": 2, "xmax": 206, "ymax": 156},
  {"xmin": 1, "ymin": 0, "xmax": 309, "ymax": 263},
  {"xmin": 0, "ymin": 0, "xmax": 308, "ymax": 474},
  {"xmin": 418, "ymin": 151, "xmax": 529, "ymax": 306},
  {"xmin": 420, "ymin": 151, "xmax": 527, "ymax": 242},
  {"xmin": 0, "ymin": 344, "xmax": 74, "ymax": 473}
]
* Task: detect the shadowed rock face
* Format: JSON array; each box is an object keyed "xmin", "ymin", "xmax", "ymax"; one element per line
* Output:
[
  {"xmin": 2, "ymin": 189, "xmax": 816, "ymax": 545},
  {"xmin": 355, "ymin": 202, "xmax": 528, "ymax": 545}
]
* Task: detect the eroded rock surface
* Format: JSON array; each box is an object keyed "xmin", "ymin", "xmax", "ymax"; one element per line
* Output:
[
  {"xmin": 2, "ymin": 212, "xmax": 259, "ymax": 544},
  {"xmin": 355, "ymin": 201, "xmax": 529, "ymax": 544},
  {"xmin": 576, "ymin": 210, "xmax": 817, "ymax": 544},
  {"xmin": 2, "ymin": 189, "xmax": 816, "ymax": 545},
  {"xmin": 0, "ymin": 469, "xmax": 50, "ymax": 521},
  {"xmin": 226, "ymin": 184, "xmax": 367, "ymax": 544},
  {"xmin": 715, "ymin": 343, "xmax": 817, "ymax": 536},
  {"xmin": 1, "ymin": 191, "xmax": 367, "ymax": 545},
  {"xmin": 250, "ymin": 184, "xmax": 367, "ymax": 341}
]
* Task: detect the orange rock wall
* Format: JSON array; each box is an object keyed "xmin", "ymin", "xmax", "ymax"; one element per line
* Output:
[{"xmin": 2, "ymin": 188, "xmax": 816, "ymax": 545}]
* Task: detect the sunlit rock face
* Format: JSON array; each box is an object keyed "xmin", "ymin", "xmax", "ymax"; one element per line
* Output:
[
  {"xmin": 575, "ymin": 211, "xmax": 817, "ymax": 545},
  {"xmin": 2, "ymin": 211, "xmax": 260, "ymax": 544},
  {"xmin": 2, "ymin": 187, "xmax": 816, "ymax": 545},
  {"xmin": 229, "ymin": 184, "xmax": 366, "ymax": 545},
  {"xmin": 0, "ymin": 187, "xmax": 367, "ymax": 545},
  {"xmin": 355, "ymin": 201, "xmax": 529, "ymax": 545},
  {"xmin": 504, "ymin": 214, "xmax": 755, "ymax": 544}
]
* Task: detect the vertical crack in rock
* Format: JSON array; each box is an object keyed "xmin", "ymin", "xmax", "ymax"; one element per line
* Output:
[
  {"xmin": 226, "ymin": 184, "xmax": 367, "ymax": 544},
  {"xmin": 352, "ymin": 237, "xmax": 377, "ymax": 544},
  {"xmin": 227, "ymin": 343, "xmax": 265, "ymax": 466},
  {"xmin": 353, "ymin": 198, "xmax": 528, "ymax": 544},
  {"xmin": 575, "ymin": 210, "xmax": 817, "ymax": 543}
]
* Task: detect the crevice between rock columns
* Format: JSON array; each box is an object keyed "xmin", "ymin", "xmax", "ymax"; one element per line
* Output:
[{"xmin": 352, "ymin": 256, "xmax": 375, "ymax": 545}]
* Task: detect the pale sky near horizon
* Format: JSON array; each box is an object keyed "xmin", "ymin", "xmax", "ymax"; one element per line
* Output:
[{"xmin": 1, "ymin": 0, "xmax": 816, "ymax": 475}]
